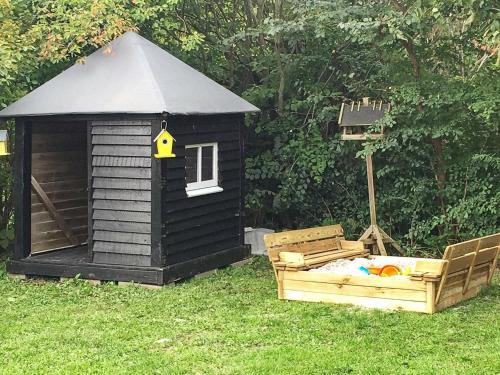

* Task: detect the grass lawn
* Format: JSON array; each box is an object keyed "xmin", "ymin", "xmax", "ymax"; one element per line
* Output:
[{"xmin": 0, "ymin": 257, "xmax": 499, "ymax": 375}]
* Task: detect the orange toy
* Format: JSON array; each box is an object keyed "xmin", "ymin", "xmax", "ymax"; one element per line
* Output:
[
  {"xmin": 378, "ymin": 265, "xmax": 401, "ymax": 277},
  {"xmin": 367, "ymin": 267, "xmax": 381, "ymax": 275}
]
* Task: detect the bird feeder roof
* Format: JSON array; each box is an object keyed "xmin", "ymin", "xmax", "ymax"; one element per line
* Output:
[
  {"xmin": 339, "ymin": 100, "xmax": 390, "ymax": 127},
  {"xmin": 0, "ymin": 32, "xmax": 259, "ymax": 118}
]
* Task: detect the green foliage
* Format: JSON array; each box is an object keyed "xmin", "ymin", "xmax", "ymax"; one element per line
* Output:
[
  {"xmin": 0, "ymin": 226, "xmax": 13, "ymax": 250},
  {"xmin": 239, "ymin": 0, "xmax": 500, "ymax": 254}
]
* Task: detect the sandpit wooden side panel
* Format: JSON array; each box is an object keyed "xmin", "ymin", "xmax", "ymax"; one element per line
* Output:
[
  {"xmin": 435, "ymin": 266, "xmax": 489, "ymax": 312},
  {"xmin": 278, "ymin": 270, "xmax": 430, "ymax": 313},
  {"xmin": 434, "ymin": 233, "xmax": 500, "ymax": 310}
]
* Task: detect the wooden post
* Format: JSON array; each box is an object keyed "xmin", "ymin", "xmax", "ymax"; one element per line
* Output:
[
  {"xmin": 462, "ymin": 240, "xmax": 481, "ymax": 294},
  {"xmin": 277, "ymin": 270, "xmax": 284, "ymax": 299},
  {"xmin": 364, "ymin": 155, "xmax": 387, "ymax": 255},
  {"xmin": 14, "ymin": 119, "xmax": 31, "ymax": 260},
  {"xmin": 87, "ymin": 120, "xmax": 94, "ymax": 261},
  {"xmin": 238, "ymin": 115, "xmax": 245, "ymax": 246},
  {"xmin": 372, "ymin": 224, "xmax": 387, "ymax": 256},
  {"xmin": 366, "ymin": 155, "xmax": 377, "ymax": 226},
  {"xmin": 356, "ymin": 154, "xmax": 406, "ymax": 256},
  {"xmin": 150, "ymin": 117, "xmax": 164, "ymax": 267},
  {"xmin": 435, "ymin": 259, "xmax": 450, "ymax": 305},
  {"xmin": 379, "ymin": 227, "xmax": 403, "ymax": 254},
  {"xmin": 426, "ymin": 281, "xmax": 436, "ymax": 314},
  {"xmin": 487, "ymin": 246, "xmax": 499, "ymax": 284}
]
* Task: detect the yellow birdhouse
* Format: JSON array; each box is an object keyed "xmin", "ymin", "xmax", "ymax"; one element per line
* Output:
[
  {"xmin": 154, "ymin": 128, "xmax": 176, "ymax": 158},
  {"xmin": 0, "ymin": 130, "xmax": 10, "ymax": 156}
]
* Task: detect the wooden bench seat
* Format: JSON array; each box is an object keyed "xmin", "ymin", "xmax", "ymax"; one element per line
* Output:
[{"xmin": 265, "ymin": 224, "xmax": 369, "ymax": 273}]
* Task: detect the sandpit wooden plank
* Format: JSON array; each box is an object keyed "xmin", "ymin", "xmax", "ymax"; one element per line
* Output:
[
  {"xmin": 447, "ymin": 253, "xmax": 475, "ymax": 274},
  {"xmin": 264, "ymin": 224, "xmax": 343, "ymax": 248},
  {"xmin": 440, "ymin": 271, "xmax": 489, "ymax": 301},
  {"xmin": 283, "ymin": 279, "xmax": 427, "ymax": 302},
  {"xmin": 283, "ymin": 271, "xmax": 427, "ymax": 291},
  {"xmin": 435, "ymin": 285, "xmax": 483, "ymax": 312},
  {"xmin": 282, "ymin": 290, "xmax": 428, "ymax": 313}
]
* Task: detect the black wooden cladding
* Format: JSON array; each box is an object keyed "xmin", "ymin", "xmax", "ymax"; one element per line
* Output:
[
  {"xmin": 92, "ymin": 125, "xmax": 151, "ymax": 136},
  {"xmin": 92, "ymin": 135, "xmax": 151, "ymax": 145},
  {"xmin": 93, "ymin": 199, "xmax": 151, "ymax": 212},
  {"xmin": 166, "ymin": 236, "xmax": 242, "ymax": 264},
  {"xmin": 14, "ymin": 119, "xmax": 31, "ymax": 260},
  {"xmin": 93, "ymin": 220, "xmax": 151, "ymax": 234},
  {"xmin": 93, "ymin": 230, "xmax": 151, "ymax": 244},
  {"xmin": 91, "ymin": 120, "xmax": 152, "ymax": 267},
  {"xmin": 93, "ymin": 241, "xmax": 151, "ymax": 255},
  {"xmin": 92, "ymin": 252, "xmax": 151, "ymax": 267},
  {"xmin": 93, "ymin": 189, "xmax": 151, "ymax": 201},
  {"xmin": 163, "ymin": 246, "xmax": 249, "ymax": 283},
  {"xmin": 161, "ymin": 114, "xmax": 245, "ymax": 271},
  {"xmin": 92, "ymin": 156, "xmax": 151, "ymax": 168},
  {"xmin": 92, "ymin": 145, "xmax": 150, "ymax": 157},
  {"xmin": 93, "ymin": 177, "xmax": 151, "ymax": 190},
  {"xmin": 166, "ymin": 219, "xmax": 239, "ymax": 247},
  {"xmin": 92, "ymin": 167, "xmax": 151, "ymax": 179},
  {"xmin": 87, "ymin": 121, "xmax": 93, "ymax": 261},
  {"xmin": 93, "ymin": 209, "xmax": 151, "ymax": 223},
  {"xmin": 164, "ymin": 187, "xmax": 240, "ymax": 213}
]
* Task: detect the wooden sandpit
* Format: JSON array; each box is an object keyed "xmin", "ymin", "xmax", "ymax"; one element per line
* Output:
[{"xmin": 265, "ymin": 225, "xmax": 499, "ymax": 314}]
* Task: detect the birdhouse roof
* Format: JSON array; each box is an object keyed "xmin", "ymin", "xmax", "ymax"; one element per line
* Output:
[
  {"xmin": 153, "ymin": 129, "xmax": 175, "ymax": 142},
  {"xmin": 339, "ymin": 101, "xmax": 390, "ymax": 127},
  {"xmin": 0, "ymin": 32, "xmax": 259, "ymax": 118}
]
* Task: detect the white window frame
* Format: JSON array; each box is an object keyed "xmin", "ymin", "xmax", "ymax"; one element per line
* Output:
[{"xmin": 185, "ymin": 142, "xmax": 223, "ymax": 197}]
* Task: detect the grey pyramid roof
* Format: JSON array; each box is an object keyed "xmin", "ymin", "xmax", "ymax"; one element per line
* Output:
[{"xmin": 0, "ymin": 32, "xmax": 259, "ymax": 118}]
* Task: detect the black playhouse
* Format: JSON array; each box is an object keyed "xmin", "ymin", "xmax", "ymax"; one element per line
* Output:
[{"xmin": 0, "ymin": 31, "xmax": 259, "ymax": 285}]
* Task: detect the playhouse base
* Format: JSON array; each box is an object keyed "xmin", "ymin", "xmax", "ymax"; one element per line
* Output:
[{"xmin": 7, "ymin": 245, "xmax": 250, "ymax": 285}]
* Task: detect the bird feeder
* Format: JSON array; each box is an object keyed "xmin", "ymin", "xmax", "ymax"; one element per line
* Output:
[
  {"xmin": 0, "ymin": 130, "xmax": 10, "ymax": 156},
  {"xmin": 338, "ymin": 97, "xmax": 401, "ymax": 256},
  {"xmin": 338, "ymin": 97, "xmax": 390, "ymax": 141}
]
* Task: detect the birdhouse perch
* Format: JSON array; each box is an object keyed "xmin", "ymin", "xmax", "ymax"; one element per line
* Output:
[{"xmin": 0, "ymin": 130, "xmax": 10, "ymax": 156}]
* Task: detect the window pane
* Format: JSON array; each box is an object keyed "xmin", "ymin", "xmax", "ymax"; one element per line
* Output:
[
  {"xmin": 201, "ymin": 146, "xmax": 214, "ymax": 181},
  {"xmin": 185, "ymin": 147, "xmax": 198, "ymax": 183}
]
